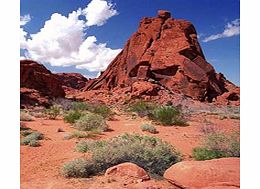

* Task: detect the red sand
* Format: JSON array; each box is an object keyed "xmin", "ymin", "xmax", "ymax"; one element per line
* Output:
[{"xmin": 20, "ymin": 113, "xmax": 239, "ymax": 189}]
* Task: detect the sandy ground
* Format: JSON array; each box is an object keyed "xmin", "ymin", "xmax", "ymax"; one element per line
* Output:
[{"xmin": 20, "ymin": 112, "xmax": 239, "ymax": 189}]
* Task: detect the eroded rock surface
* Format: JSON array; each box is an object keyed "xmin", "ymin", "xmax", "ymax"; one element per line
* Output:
[
  {"xmin": 163, "ymin": 157, "xmax": 240, "ymax": 189},
  {"xmin": 83, "ymin": 10, "xmax": 239, "ymax": 105},
  {"xmin": 20, "ymin": 60, "xmax": 65, "ymax": 107}
]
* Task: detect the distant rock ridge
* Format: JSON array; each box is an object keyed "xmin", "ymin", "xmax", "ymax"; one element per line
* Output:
[
  {"xmin": 20, "ymin": 60, "xmax": 88, "ymax": 108},
  {"xmin": 82, "ymin": 10, "xmax": 239, "ymax": 105}
]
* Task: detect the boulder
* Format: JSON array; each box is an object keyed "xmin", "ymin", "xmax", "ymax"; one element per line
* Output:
[
  {"xmin": 163, "ymin": 158, "xmax": 240, "ymax": 189},
  {"xmin": 105, "ymin": 162, "xmax": 150, "ymax": 181}
]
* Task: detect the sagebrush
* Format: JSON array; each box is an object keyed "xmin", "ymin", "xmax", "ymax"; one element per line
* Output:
[
  {"xmin": 62, "ymin": 133, "xmax": 181, "ymax": 177},
  {"xmin": 21, "ymin": 131, "xmax": 44, "ymax": 147},
  {"xmin": 150, "ymin": 106, "xmax": 187, "ymax": 126},
  {"xmin": 192, "ymin": 132, "xmax": 240, "ymax": 160},
  {"xmin": 64, "ymin": 110, "xmax": 83, "ymax": 123},
  {"xmin": 73, "ymin": 112, "xmax": 108, "ymax": 132},
  {"xmin": 140, "ymin": 123, "xmax": 157, "ymax": 134}
]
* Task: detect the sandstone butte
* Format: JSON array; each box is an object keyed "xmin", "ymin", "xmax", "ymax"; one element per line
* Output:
[
  {"xmin": 80, "ymin": 10, "xmax": 239, "ymax": 106},
  {"xmin": 20, "ymin": 10, "xmax": 240, "ymax": 107}
]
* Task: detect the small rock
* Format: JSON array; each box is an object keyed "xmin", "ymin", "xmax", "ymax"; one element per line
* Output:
[
  {"xmin": 57, "ymin": 128, "xmax": 64, "ymax": 132},
  {"xmin": 105, "ymin": 162, "xmax": 150, "ymax": 181}
]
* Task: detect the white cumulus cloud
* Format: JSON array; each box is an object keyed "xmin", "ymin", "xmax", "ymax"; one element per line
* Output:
[
  {"xmin": 82, "ymin": 0, "xmax": 118, "ymax": 26},
  {"xmin": 20, "ymin": 14, "xmax": 31, "ymax": 26},
  {"xmin": 20, "ymin": 14, "xmax": 31, "ymax": 49},
  {"xmin": 20, "ymin": 0, "xmax": 121, "ymax": 72},
  {"xmin": 203, "ymin": 19, "xmax": 240, "ymax": 42}
]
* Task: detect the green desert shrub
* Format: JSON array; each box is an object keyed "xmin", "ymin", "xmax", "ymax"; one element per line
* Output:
[
  {"xmin": 151, "ymin": 106, "xmax": 187, "ymax": 126},
  {"xmin": 63, "ymin": 110, "xmax": 83, "ymax": 123},
  {"xmin": 64, "ymin": 131, "xmax": 98, "ymax": 140},
  {"xmin": 192, "ymin": 132, "xmax": 240, "ymax": 160},
  {"xmin": 61, "ymin": 158, "xmax": 95, "ymax": 178},
  {"xmin": 140, "ymin": 123, "xmax": 157, "ymax": 134},
  {"xmin": 71, "ymin": 102, "xmax": 91, "ymax": 111},
  {"xmin": 28, "ymin": 139, "xmax": 40, "ymax": 147},
  {"xmin": 21, "ymin": 131, "xmax": 44, "ymax": 146},
  {"xmin": 20, "ymin": 111, "xmax": 34, "ymax": 121},
  {"xmin": 75, "ymin": 140, "xmax": 107, "ymax": 153},
  {"xmin": 63, "ymin": 134, "xmax": 181, "ymax": 177},
  {"xmin": 45, "ymin": 105, "xmax": 61, "ymax": 119},
  {"xmin": 129, "ymin": 101, "xmax": 157, "ymax": 117},
  {"xmin": 73, "ymin": 112, "xmax": 108, "ymax": 132},
  {"xmin": 92, "ymin": 104, "xmax": 113, "ymax": 119}
]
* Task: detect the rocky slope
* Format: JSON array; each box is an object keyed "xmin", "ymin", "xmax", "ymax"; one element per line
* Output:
[
  {"xmin": 55, "ymin": 73, "xmax": 88, "ymax": 95},
  {"xmin": 55, "ymin": 73, "xmax": 88, "ymax": 90},
  {"xmin": 20, "ymin": 60, "xmax": 65, "ymax": 107},
  {"xmin": 20, "ymin": 61, "xmax": 90, "ymax": 108},
  {"xmin": 82, "ymin": 10, "xmax": 239, "ymax": 105}
]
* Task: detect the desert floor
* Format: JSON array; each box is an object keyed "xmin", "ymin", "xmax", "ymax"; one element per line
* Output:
[{"xmin": 20, "ymin": 110, "xmax": 239, "ymax": 189}]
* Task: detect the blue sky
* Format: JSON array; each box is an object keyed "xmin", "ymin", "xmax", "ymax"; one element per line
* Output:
[{"xmin": 20, "ymin": 0, "xmax": 240, "ymax": 85}]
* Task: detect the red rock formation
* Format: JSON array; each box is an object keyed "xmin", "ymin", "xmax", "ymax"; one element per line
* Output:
[
  {"xmin": 163, "ymin": 157, "xmax": 240, "ymax": 189},
  {"xmin": 56, "ymin": 73, "xmax": 88, "ymax": 90},
  {"xmin": 20, "ymin": 60, "xmax": 65, "ymax": 107},
  {"xmin": 83, "ymin": 10, "xmax": 239, "ymax": 104}
]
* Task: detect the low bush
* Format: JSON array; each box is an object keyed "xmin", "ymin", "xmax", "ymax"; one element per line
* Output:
[
  {"xmin": 192, "ymin": 148, "xmax": 228, "ymax": 160},
  {"xmin": 140, "ymin": 124, "xmax": 157, "ymax": 134},
  {"xmin": 21, "ymin": 131, "xmax": 44, "ymax": 147},
  {"xmin": 20, "ymin": 111, "xmax": 34, "ymax": 121},
  {"xmin": 64, "ymin": 110, "xmax": 83, "ymax": 124},
  {"xmin": 75, "ymin": 140, "xmax": 107, "ymax": 153},
  {"xmin": 72, "ymin": 102, "xmax": 91, "ymax": 111},
  {"xmin": 45, "ymin": 105, "xmax": 61, "ymax": 119},
  {"xmin": 192, "ymin": 132, "xmax": 240, "ymax": 160},
  {"xmin": 74, "ymin": 112, "xmax": 108, "ymax": 132},
  {"xmin": 61, "ymin": 158, "xmax": 95, "ymax": 178},
  {"xmin": 150, "ymin": 106, "xmax": 187, "ymax": 126},
  {"xmin": 29, "ymin": 140, "xmax": 40, "ymax": 147},
  {"xmin": 129, "ymin": 101, "xmax": 157, "ymax": 117},
  {"xmin": 92, "ymin": 104, "xmax": 113, "ymax": 119},
  {"xmin": 64, "ymin": 131, "xmax": 98, "ymax": 140},
  {"xmin": 62, "ymin": 133, "xmax": 181, "ymax": 177}
]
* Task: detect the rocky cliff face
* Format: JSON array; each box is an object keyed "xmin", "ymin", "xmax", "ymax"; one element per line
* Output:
[
  {"xmin": 56, "ymin": 73, "xmax": 88, "ymax": 90},
  {"xmin": 20, "ymin": 60, "xmax": 65, "ymax": 107},
  {"xmin": 83, "ymin": 10, "xmax": 239, "ymax": 104}
]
